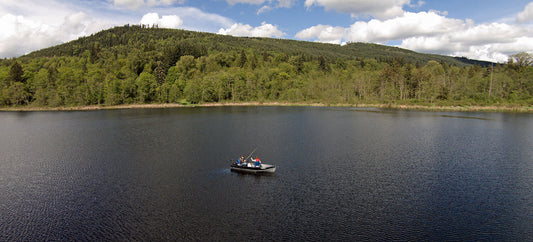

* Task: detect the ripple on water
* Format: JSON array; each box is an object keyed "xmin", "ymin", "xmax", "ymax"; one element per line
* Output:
[{"xmin": 0, "ymin": 108, "xmax": 532, "ymax": 240}]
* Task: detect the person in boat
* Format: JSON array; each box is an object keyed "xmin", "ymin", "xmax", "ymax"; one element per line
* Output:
[
  {"xmin": 238, "ymin": 155, "xmax": 246, "ymax": 166},
  {"xmin": 253, "ymin": 156, "xmax": 261, "ymax": 167}
]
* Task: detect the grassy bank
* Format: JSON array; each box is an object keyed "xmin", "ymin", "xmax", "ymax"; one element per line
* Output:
[{"xmin": 1, "ymin": 102, "xmax": 533, "ymax": 113}]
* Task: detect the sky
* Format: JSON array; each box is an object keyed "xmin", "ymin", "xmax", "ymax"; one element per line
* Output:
[{"xmin": 1, "ymin": 0, "xmax": 533, "ymax": 62}]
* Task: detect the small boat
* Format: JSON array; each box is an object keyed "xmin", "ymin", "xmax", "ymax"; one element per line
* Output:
[
  {"xmin": 230, "ymin": 162, "xmax": 276, "ymax": 174},
  {"xmin": 231, "ymin": 149, "xmax": 276, "ymax": 174}
]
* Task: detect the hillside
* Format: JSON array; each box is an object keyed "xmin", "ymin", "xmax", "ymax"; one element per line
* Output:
[
  {"xmin": 1, "ymin": 25, "xmax": 531, "ymax": 108},
  {"xmin": 26, "ymin": 25, "xmax": 489, "ymax": 67}
]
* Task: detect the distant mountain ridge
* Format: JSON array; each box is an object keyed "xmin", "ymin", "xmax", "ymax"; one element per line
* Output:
[{"xmin": 25, "ymin": 25, "xmax": 491, "ymax": 67}]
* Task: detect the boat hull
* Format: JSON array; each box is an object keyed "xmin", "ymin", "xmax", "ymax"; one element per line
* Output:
[{"xmin": 230, "ymin": 164, "xmax": 276, "ymax": 174}]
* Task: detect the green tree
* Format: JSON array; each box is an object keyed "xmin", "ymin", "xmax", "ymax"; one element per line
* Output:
[
  {"xmin": 154, "ymin": 61, "xmax": 166, "ymax": 85},
  {"xmin": 32, "ymin": 68, "xmax": 51, "ymax": 106},
  {"xmin": 250, "ymin": 54, "xmax": 258, "ymax": 70},
  {"xmin": 184, "ymin": 78, "xmax": 202, "ymax": 103},
  {"xmin": 238, "ymin": 50, "xmax": 247, "ymax": 68},
  {"xmin": 176, "ymin": 55, "xmax": 197, "ymax": 77},
  {"xmin": 318, "ymin": 55, "xmax": 330, "ymax": 73},
  {"xmin": 9, "ymin": 61, "xmax": 25, "ymax": 84},
  {"xmin": 136, "ymin": 71, "xmax": 157, "ymax": 102},
  {"xmin": 105, "ymin": 75, "xmax": 122, "ymax": 105},
  {"xmin": 9, "ymin": 82, "xmax": 30, "ymax": 105},
  {"xmin": 509, "ymin": 52, "xmax": 532, "ymax": 71}
]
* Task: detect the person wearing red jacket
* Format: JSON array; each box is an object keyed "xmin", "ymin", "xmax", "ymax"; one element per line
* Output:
[{"xmin": 253, "ymin": 156, "xmax": 261, "ymax": 167}]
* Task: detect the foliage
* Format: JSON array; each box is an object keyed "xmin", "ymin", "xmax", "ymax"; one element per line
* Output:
[{"xmin": 1, "ymin": 25, "xmax": 531, "ymax": 108}]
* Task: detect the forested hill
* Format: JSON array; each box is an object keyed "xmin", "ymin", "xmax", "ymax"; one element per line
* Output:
[
  {"xmin": 1, "ymin": 25, "xmax": 531, "ymax": 108},
  {"xmin": 26, "ymin": 25, "xmax": 488, "ymax": 67}
]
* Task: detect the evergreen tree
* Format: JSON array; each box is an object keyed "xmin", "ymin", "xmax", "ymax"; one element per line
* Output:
[
  {"xmin": 238, "ymin": 50, "xmax": 247, "ymax": 68},
  {"xmin": 318, "ymin": 55, "xmax": 330, "ymax": 73},
  {"xmin": 9, "ymin": 61, "xmax": 24, "ymax": 84}
]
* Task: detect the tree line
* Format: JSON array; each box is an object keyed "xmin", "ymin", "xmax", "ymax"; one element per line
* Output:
[{"xmin": 1, "ymin": 26, "xmax": 532, "ymax": 107}]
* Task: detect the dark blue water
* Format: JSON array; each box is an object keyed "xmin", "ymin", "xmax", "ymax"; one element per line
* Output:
[{"xmin": 1, "ymin": 107, "xmax": 532, "ymax": 240}]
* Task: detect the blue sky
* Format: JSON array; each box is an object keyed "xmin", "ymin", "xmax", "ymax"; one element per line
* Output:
[{"xmin": 1, "ymin": 0, "xmax": 533, "ymax": 62}]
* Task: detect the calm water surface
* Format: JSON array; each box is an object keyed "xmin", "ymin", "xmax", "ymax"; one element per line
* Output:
[{"xmin": 0, "ymin": 106, "xmax": 532, "ymax": 240}]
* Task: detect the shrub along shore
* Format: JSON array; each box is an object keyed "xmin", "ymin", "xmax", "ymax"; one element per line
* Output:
[{"xmin": 1, "ymin": 102, "xmax": 532, "ymax": 113}]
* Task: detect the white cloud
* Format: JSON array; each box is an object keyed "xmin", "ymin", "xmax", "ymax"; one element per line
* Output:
[
  {"xmin": 62, "ymin": 12, "xmax": 92, "ymax": 34},
  {"xmin": 257, "ymin": 0, "xmax": 296, "ymax": 15},
  {"xmin": 0, "ymin": 14, "xmax": 54, "ymax": 58},
  {"xmin": 296, "ymin": 11, "xmax": 465, "ymax": 43},
  {"xmin": 165, "ymin": 7, "xmax": 234, "ymax": 32},
  {"xmin": 112, "ymin": 0, "xmax": 143, "ymax": 9},
  {"xmin": 1, "ymin": 0, "xmax": 78, "ymax": 24},
  {"xmin": 0, "ymin": 0, "xmax": 121, "ymax": 57},
  {"xmin": 304, "ymin": 0, "xmax": 411, "ymax": 20},
  {"xmin": 295, "ymin": 24, "xmax": 345, "ymax": 44},
  {"xmin": 399, "ymin": 36, "xmax": 461, "ymax": 55},
  {"xmin": 227, "ymin": 0, "xmax": 296, "ymax": 6},
  {"xmin": 295, "ymin": 10, "xmax": 533, "ymax": 62},
  {"xmin": 218, "ymin": 22, "xmax": 285, "ymax": 38},
  {"xmin": 0, "ymin": 12, "xmax": 109, "ymax": 58},
  {"xmin": 226, "ymin": 0, "xmax": 295, "ymax": 14},
  {"xmin": 491, "ymin": 37, "xmax": 533, "ymax": 54},
  {"xmin": 140, "ymin": 12, "xmax": 183, "ymax": 28},
  {"xmin": 257, "ymin": 5, "xmax": 273, "ymax": 14},
  {"xmin": 409, "ymin": 0, "xmax": 425, "ymax": 8},
  {"xmin": 517, "ymin": 2, "xmax": 533, "ymax": 23},
  {"xmin": 110, "ymin": 0, "xmax": 185, "ymax": 10},
  {"xmin": 345, "ymin": 11, "xmax": 466, "ymax": 43},
  {"xmin": 451, "ymin": 22, "xmax": 520, "ymax": 46},
  {"xmin": 277, "ymin": 0, "xmax": 295, "ymax": 8},
  {"xmin": 398, "ymin": 21, "xmax": 532, "ymax": 62}
]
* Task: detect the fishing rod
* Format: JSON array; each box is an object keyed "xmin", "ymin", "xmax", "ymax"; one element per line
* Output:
[{"xmin": 246, "ymin": 147, "xmax": 258, "ymax": 161}]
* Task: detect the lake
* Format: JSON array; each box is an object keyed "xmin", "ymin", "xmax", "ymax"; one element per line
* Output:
[{"xmin": 1, "ymin": 106, "xmax": 532, "ymax": 240}]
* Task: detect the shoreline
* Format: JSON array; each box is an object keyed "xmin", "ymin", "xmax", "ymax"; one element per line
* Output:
[{"xmin": 1, "ymin": 102, "xmax": 532, "ymax": 113}]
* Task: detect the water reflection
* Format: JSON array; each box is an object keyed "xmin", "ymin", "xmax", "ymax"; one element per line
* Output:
[{"xmin": 0, "ymin": 107, "xmax": 532, "ymax": 240}]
